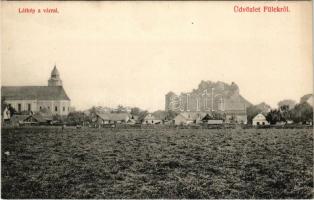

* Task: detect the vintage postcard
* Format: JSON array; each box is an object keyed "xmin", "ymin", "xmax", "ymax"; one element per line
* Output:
[{"xmin": 1, "ymin": 1, "xmax": 313, "ymax": 199}]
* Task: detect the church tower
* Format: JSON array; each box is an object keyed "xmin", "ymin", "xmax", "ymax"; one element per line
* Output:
[{"xmin": 48, "ymin": 65, "xmax": 63, "ymax": 86}]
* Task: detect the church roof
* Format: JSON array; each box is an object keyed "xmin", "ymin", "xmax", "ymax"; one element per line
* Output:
[
  {"xmin": 51, "ymin": 65, "xmax": 60, "ymax": 76},
  {"xmin": 1, "ymin": 86, "xmax": 70, "ymax": 101}
]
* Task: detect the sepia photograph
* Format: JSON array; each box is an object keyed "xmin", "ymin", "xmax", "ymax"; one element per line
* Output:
[{"xmin": 1, "ymin": 1, "xmax": 313, "ymax": 199}]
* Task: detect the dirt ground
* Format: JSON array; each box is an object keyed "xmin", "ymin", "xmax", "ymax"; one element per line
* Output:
[{"xmin": 1, "ymin": 127, "xmax": 313, "ymax": 198}]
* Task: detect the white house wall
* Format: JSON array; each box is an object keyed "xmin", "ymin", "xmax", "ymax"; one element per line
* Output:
[
  {"xmin": 253, "ymin": 119, "xmax": 269, "ymax": 126},
  {"xmin": 5, "ymin": 100, "xmax": 37, "ymax": 113},
  {"xmin": 37, "ymin": 100, "xmax": 70, "ymax": 115},
  {"xmin": 6, "ymin": 99, "xmax": 70, "ymax": 116}
]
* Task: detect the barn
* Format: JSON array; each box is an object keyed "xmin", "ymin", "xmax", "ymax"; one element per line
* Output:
[{"xmin": 93, "ymin": 113, "xmax": 131, "ymax": 125}]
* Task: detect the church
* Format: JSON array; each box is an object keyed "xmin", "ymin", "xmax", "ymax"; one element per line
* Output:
[{"xmin": 1, "ymin": 65, "xmax": 71, "ymax": 116}]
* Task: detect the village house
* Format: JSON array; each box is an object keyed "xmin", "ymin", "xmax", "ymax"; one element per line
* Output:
[
  {"xmin": 224, "ymin": 110, "xmax": 247, "ymax": 124},
  {"xmin": 128, "ymin": 115, "xmax": 139, "ymax": 124},
  {"xmin": 9, "ymin": 113, "xmax": 53, "ymax": 127},
  {"xmin": 173, "ymin": 112, "xmax": 206, "ymax": 125},
  {"xmin": 201, "ymin": 114, "xmax": 224, "ymax": 125},
  {"xmin": 142, "ymin": 113, "xmax": 163, "ymax": 124},
  {"xmin": 93, "ymin": 113, "xmax": 131, "ymax": 125},
  {"xmin": 9, "ymin": 115, "xmax": 30, "ymax": 127},
  {"xmin": 252, "ymin": 113, "xmax": 269, "ymax": 126}
]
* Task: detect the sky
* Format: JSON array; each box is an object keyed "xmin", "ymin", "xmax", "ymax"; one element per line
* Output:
[{"xmin": 1, "ymin": 1, "xmax": 312, "ymax": 111}]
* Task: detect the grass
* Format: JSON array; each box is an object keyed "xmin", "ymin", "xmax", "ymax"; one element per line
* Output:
[{"xmin": 1, "ymin": 127, "xmax": 313, "ymax": 198}]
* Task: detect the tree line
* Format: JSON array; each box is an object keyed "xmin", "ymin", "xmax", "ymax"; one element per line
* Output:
[
  {"xmin": 247, "ymin": 99, "xmax": 313, "ymax": 125},
  {"xmin": 2, "ymin": 97, "xmax": 313, "ymax": 125}
]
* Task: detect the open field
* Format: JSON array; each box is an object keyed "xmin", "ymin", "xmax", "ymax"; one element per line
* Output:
[{"xmin": 1, "ymin": 127, "xmax": 313, "ymax": 198}]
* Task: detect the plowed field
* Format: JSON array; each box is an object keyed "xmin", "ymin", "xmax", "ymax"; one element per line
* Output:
[{"xmin": 1, "ymin": 127, "xmax": 313, "ymax": 198}]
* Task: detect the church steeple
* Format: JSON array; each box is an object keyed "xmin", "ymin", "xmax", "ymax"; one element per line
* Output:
[{"xmin": 48, "ymin": 64, "xmax": 63, "ymax": 86}]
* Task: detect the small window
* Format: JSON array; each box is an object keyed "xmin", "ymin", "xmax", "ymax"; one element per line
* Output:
[
  {"xmin": 48, "ymin": 106, "xmax": 50, "ymax": 110},
  {"xmin": 18, "ymin": 104, "xmax": 21, "ymax": 112},
  {"xmin": 39, "ymin": 106, "xmax": 42, "ymax": 110},
  {"xmin": 55, "ymin": 106, "xmax": 58, "ymax": 111},
  {"xmin": 27, "ymin": 104, "xmax": 31, "ymax": 111},
  {"xmin": 63, "ymin": 107, "xmax": 65, "ymax": 111}
]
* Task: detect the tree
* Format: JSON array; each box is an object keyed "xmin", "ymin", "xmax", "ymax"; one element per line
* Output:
[
  {"xmin": 1, "ymin": 97, "xmax": 16, "ymax": 117},
  {"xmin": 88, "ymin": 106, "xmax": 98, "ymax": 117},
  {"xmin": 111, "ymin": 105, "xmax": 127, "ymax": 113},
  {"xmin": 278, "ymin": 99, "xmax": 296, "ymax": 109},
  {"xmin": 246, "ymin": 105, "xmax": 263, "ymax": 124},
  {"xmin": 255, "ymin": 102, "xmax": 271, "ymax": 113},
  {"xmin": 67, "ymin": 111, "xmax": 88, "ymax": 125},
  {"xmin": 165, "ymin": 110, "xmax": 178, "ymax": 120},
  {"xmin": 152, "ymin": 110, "xmax": 166, "ymax": 120},
  {"xmin": 130, "ymin": 107, "xmax": 141, "ymax": 116},
  {"xmin": 279, "ymin": 105, "xmax": 292, "ymax": 121},
  {"xmin": 53, "ymin": 114, "xmax": 64, "ymax": 122},
  {"xmin": 212, "ymin": 111, "xmax": 226, "ymax": 120},
  {"xmin": 290, "ymin": 102, "xmax": 313, "ymax": 124},
  {"xmin": 1, "ymin": 96, "xmax": 6, "ymax": 113},
  {"xmin": 266, "ymin": 109, "xmax": 284, "ymax": 125}
]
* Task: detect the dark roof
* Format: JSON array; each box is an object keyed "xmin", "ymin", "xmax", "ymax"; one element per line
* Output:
[
  {"xmin": 202, "ymin": 114, "xmax": 212, "ymax": 121},
  {"xmin": 151, "ymin": 110, "xmax": 167, "ymax": 120},
  {"xmin": 96, "ymin": 113, "xmax": 130, "ymax": 121},
  {"xmin": 32, "ymin": 114, "xmax": 53, "ymax": 122},
  {"xmin": 10, "ymin": 115, "xmax": 29, "ymax": 123},
  {"xmin": 10, "ymin": 114, "xmax": 52, "ymax": 124},
  {"xmin": 144, "ymin": 113, "xmax": 165, "ymax": 120},
  {"xmin": 224, "ymin": 110, "xmax": 247, "ymax": 115},
  {"xmin": 1, "ymin": 86, "xmax": 70, "ymax": 101}
]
